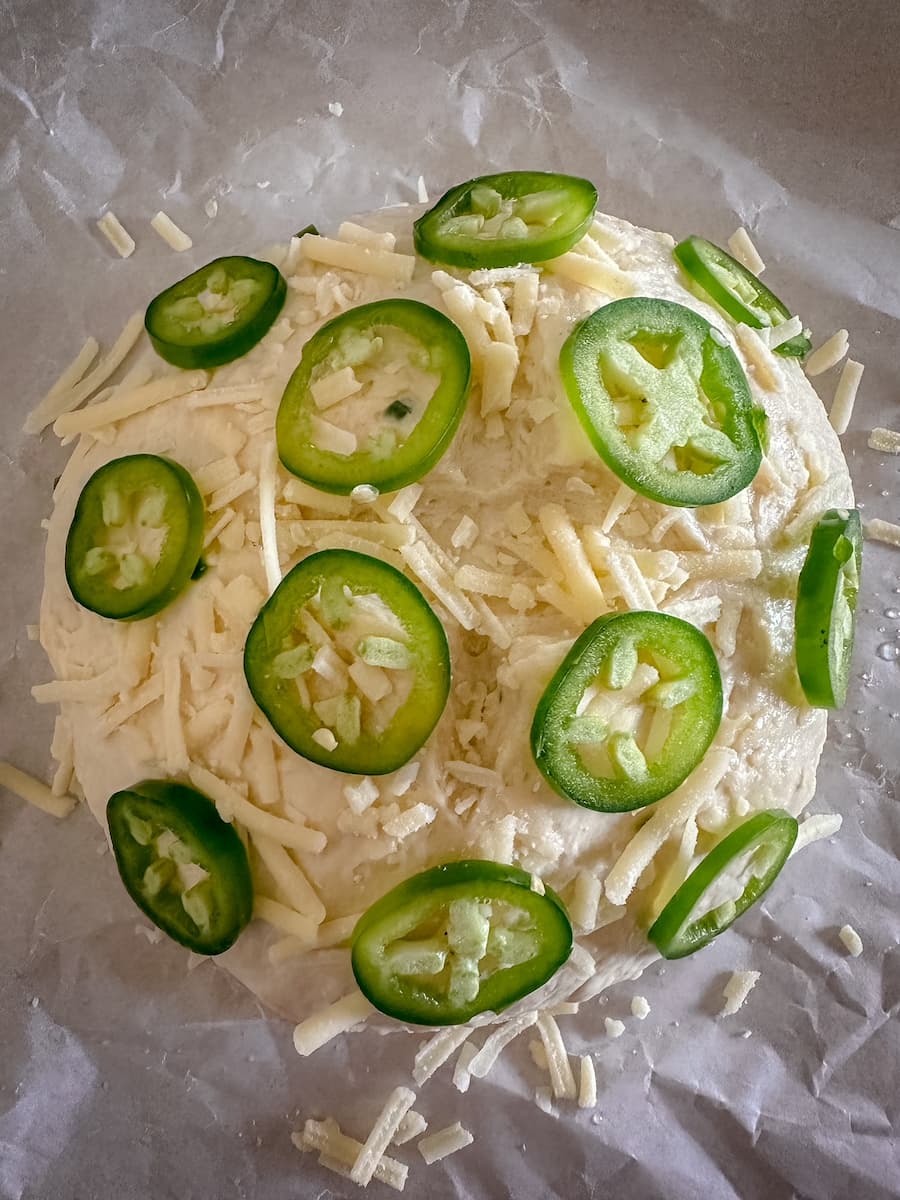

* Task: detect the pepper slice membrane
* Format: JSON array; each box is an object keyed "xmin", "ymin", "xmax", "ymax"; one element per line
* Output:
[
  {"xmin": 413, "ymin": 171, "xmax": 598, "ymax": 269},
  {"xmin": 145, "ymin": 255, "xmax": 287, "ymax": 368},
  {"xmin": 106, "ymin": 780, "xmax": 254, "ymax": 955},
  {"xmin": 795, "ymin": 508, "xmax": 862, "ymax": 708},
  {"xmin": 561, "ymin": 297, "xmax": 764, "ymax": 507},
  {"xmin": 276, "ymin": 299, "xmax": 471, "ymax": 495},
  {"xmin": 351, "ymin": 860, "xmax": 574, "ymax": 1025},
  {"xmin": 244, "ymin": 549, "xmax": 450, "ymax": 775},
  {"xmin": 648, "ymin": 810, "xmax": 798, "ymax": 959},
  {"xmin": 531, "ymin": 612, "xmax": 723, "ymax": 813},
  {"xmin": 64, "ymin": 454, "xmax": 205, "ymax": 620},
  {"xmin": 674, "ymin": 236, "xmax": 812, "ymax": 358}
]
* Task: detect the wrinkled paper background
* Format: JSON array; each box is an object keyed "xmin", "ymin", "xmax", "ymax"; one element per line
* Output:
[{"xmin": 1, "ymin": 1, "xmax": 899, "ymax": 1196}]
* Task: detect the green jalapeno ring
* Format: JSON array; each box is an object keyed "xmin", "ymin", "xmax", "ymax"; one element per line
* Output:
[
  {"xmin": 560, "ymin": 297, "xmax": 763, "ymax": 508},
  {"xmin": 795, "ymin": 508, "xmax": 862, "ymax": 709},
  {"xmin": 414, "ymin": 171, "xmax": 598, "ymax": 269},
  {"xmin": 145, "ymin": 255, "xmax": 287, "ymax": 369},
  {"xmin": 351, "ymin": 860, "xmax": 574, "ymax": 1025},
  {"xmin": 244, "ymin": 549, "xmax": 450, "ymax": 776},
  {"xmin": 64, "ymin": 453, "xmax": 205, "ymax": 621},
  {"xmin": 674, "ymin": 236, "xmax": 811, "ymax": 359},
  {"xmin": 276, "ymin": 299, "xmax": 471, "ymax": 496},
  {"xmin": 531, "ymin": 611, "xmax": 723, "ymax": 814},
  {"xmin": 648, "ymin": 810, "xmax": 798, "ymax": 959},
  {"xmin": 107, "ymin": 779, "xmax": 254, "ymax": 956}
]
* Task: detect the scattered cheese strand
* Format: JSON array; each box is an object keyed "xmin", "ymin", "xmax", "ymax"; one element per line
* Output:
[{"xmin": 0, "ymin": 762, "xmax": 76, "ymax": 819}]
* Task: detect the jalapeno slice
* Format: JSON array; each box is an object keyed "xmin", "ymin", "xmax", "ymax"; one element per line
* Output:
[
  {"xmin": 107, "ymin": 780, "xmax": 254, "ymax": 955},
  {"xmin": 795, "ymin": 508, "xmax": 862, "ymax": 708},
  {"xmin": 351, "ymin": 860, "xmax": 573, "ymax": 1025},
  {"xmin": 531, "ymin": 612, "xmax": 723, "ymax": 814},
  {"xmin": 145, "ymin": 255, "xmax": 287, "ymax": 369},
  {"xmin": 276, "ymin": 299, "xmax": 471, "ymax": 495},
  {"xmin": 244, "ymin": 549, "xmax": 450, "ymax": 775},
  {"xmin": 648, "ymin": 810, "xmax": 798, "ymax": 959},
  {"xmin": 560, "ymin": 297, "xmax": 763, "ymax": 507},
  {"xmin": 673, "ymin": 236, "xmax": 812, "ymax": 359},
  {"xmin": 413, "ymin": 171, "xmax": 598, "ymax": 269},
  {"xmin": 64, "ymin": 454, "xmax": 205, "ymax": 621}
]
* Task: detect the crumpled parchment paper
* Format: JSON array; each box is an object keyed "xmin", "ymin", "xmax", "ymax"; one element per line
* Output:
[{"xmin": 1, "ymin": 1, "xmax": 898, "ymax": 1197}]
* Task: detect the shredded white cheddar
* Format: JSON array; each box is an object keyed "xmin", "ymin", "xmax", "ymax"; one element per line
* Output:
[
  {"xmin": 417, "ymin": 1122, "xmax": 474, "ymax": 1165},
  {"xmin": 97, "ymin": 210, "xmax": 135, "ymax": 258},
  {"xmin": 828, "ymin": 358, "xmax": 864, "ymax": 435},
  {"xmin": 26, "ymin": 311, "xmax": 144, "ymax": 434},
  {"xmin": 150, "ymin": 210, "xmax": 193, "ymax": 251},
  {"xmin": 839, "ymin": 924, "xmax": 863, "ymax": 957},
  {"xmin": 292, "ymin": 991, "xmax": 375, "ymax": 1056},
  {"xmin": 577, "ymin": 1055, "xmax": 597, "ymax": 1108},
  {"xmin": 0, "ymin": 762, "xmax": 76, "ymax": 819},
  {"xmin": 720, "ymin": 970, "xmax": 760, "ymax": 1015},
  {"xmin": 727, "ymin": 227, "xmax": 765, "ymax": 275},
  {"xmin": 806, "ymin": 329, "xmax": 849, "ymax": 377},
  {"xmin": 867, "ymin": 427, "xmax": 900, "ymax": 455},
  {"xmin": 350, "ymin": 1086, "xmax": 416, "ymax": 1186}
]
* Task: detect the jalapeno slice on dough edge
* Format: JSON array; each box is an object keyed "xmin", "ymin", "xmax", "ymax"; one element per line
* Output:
[
  {"xmin": 64, "ymin": 453, "xmax": 205, "ymax": 621},
  {"xmin": 107, "ymin": 780, "xmax": 254, "ymax": 956},
  {"xmin": 795, "ymin": 507, "xmax": 862, "ymax": 708},
  {"xmin": 414, "ymin": 171, "xmax": 598, "ymax": 269},
  {"xmin": 648, "ymin": 810, "xmax": 798, "ymax": 959},
  {"xmin": 674, "ymin": 236, "xmax": 811, "ymax": 358},
  {"xmin": 560, "ymin": 297, "xmax": 764, "ymax": 507},
  {"xmin": 145, "ymin": 255, "xmax": 287, "ymax": 369}
]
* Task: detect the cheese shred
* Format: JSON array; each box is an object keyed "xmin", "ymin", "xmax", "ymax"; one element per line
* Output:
[
  {"xmin": 292, "ymin": 991, "xmax": 375, "ymax": 1057},
  {"xmin": 0, "ymin": 761, "xmax": 76, "ymax": 819}
]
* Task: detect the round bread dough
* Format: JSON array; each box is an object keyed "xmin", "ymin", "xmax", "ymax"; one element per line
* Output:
[{"xmin": 40, "ymin": 204, "xmax": 853, "ymax": 1021}]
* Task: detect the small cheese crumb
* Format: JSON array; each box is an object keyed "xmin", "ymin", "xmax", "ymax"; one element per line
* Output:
[
  {"xmin": 96, "ymin": 210, "xmax": 135, "ymax": 257},
  {"xmin": 351, "ymin": 483, "xmax": 380, "ymax": 504},
  {"xmin": 577, "ymin": 1055, "xmax": 597, "ymax": 1109},
  {"xmin": 451, "ymin": 1041, "xmax": 478, "ymax": 1094},
  {"xmin": 721, "ymin": 970, "xmax": 760, "ymax": 1016},
  {"xmin": 727, "ymin": 227, "xmax": 765, "ymax": 275},
  {"xmin": 343, "ymin": 777, "xmax": 379, "ymax": 814},
  {"xmin": 536, "ymin": 1013, "xmax": 577, "ymax": 1100},
  {"xmin": 806, "ymin": 328, "xmax": 849, "ymax": 376},
  {"xmin": 418, "ymin": 1122, "xmax": 474, "ymax": 1165},
  {"xmin": 293, "ymin": 992, "xmax": 374, "ymax": 1057},
  {"xmin": 839, "ymin": 924, "xmax": 863, "ymax": 957},
  {"xmin": 529, "ymin": 1039, "xmax": 549, "ymax": 1070},
  {"xmin": 828, "ymin": 358, "xmax": 864, "ymax": 435},
  {"xmin": 150, "ymin": 210, "xmax": 193, "ymax": 251},
  {"xmin": 382, "ymin": 802, "xmax": 436, "ymax": 839},
  {"xmin": 451, "ymin": 514, "xmax": 479, "ymax": 549},
  {"xmin": 866, "ymin": 518, "xmax": 900, "ymax": 548},
  {"xmin": 604, "ymin": 1017, "xmax": 625, "ymax": 1039},
  {"xmin": 392, "ymin": 1110, "xmax": 428, "ymax": 1146},
  {"xmin": 328, "ymin": 101, "xmax": 344, "ymax": 116},
  {"xmin": 312, "ymin": 728, "xmax": 338, "ymax": 752},
  {"xmin": 868, "ymin": 427, "xmax": 900, "ymax": 455},
  {"xmin": 630, "ymin": 995, "xmax": 650, "ymax": 1020},
  {"xmin": 0, "ymin": 761, "xmax": 76, "ymax": 819}
]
